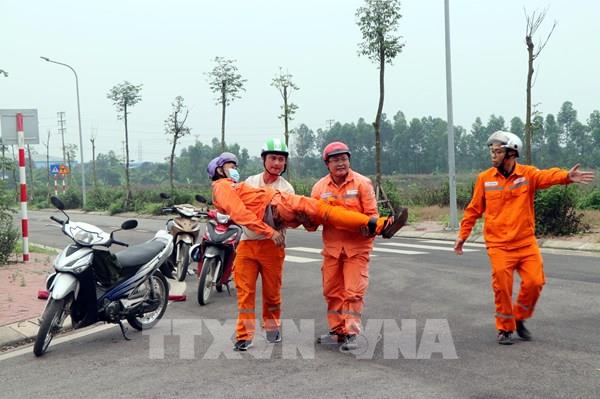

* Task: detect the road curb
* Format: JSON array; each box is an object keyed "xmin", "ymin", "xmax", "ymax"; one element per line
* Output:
[{"xmin": 0, "ymin": 277, "xmax": 187, "ymax": 351}]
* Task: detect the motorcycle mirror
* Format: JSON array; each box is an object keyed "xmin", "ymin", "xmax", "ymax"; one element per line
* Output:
[
  {"xmin": 50, "ymin": 196, "xmax": 65, "ymax": 210},
  {"xmin": 121, "ymin": 219, "xmax": 138, "ymax": 230},
  {"xmin": 195, "ymin": 194, "xmax": 207, "ymax": 203},
  {"xmin": 160, "ymin": 192, "xmax": 171, "ymax": 200}
]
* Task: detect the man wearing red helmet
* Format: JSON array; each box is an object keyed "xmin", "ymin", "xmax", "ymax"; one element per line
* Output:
[{"xmin": 310, "ymin": 141, "xmax": 379, "ymax": 351}]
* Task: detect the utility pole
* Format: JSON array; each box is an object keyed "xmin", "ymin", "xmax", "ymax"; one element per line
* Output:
[
  {"xmin": 444, "ymin": 0, "xmax": 458, "ymax": 230},
  {"xmin": 26, "ymin": 145, "xmax": 35, "ymax": 200},
  {"xmin": 57, "ymin": 112, "xmax": 67, "ymax": 164},
  {"xmin": 326, "ymin": 119, "xmax": 335, "ymax": 130},
  {"xmin": 44, "ymin": 130, "xmax": 51, "ymax": 195}
]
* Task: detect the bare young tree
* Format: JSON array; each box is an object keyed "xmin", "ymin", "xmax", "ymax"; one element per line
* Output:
[
  {"xmin": 164, "ymin": 96, "xmax": 190, "ymax": 195},
  {"xmin": 356, "ymin": 0, "xmax": 404, "ymax": 203},
  {"xmin": 107, "ymin": 81, "xmax": 143, "ymax": 208},
  {"xmin": 206, "ymin": 57, "xmax": 246, "ymax": 151},
  {"xmin": 90, "ymin": 131, "xmax": 97, "ymax": 189},
  {"xmin": 524, "ymin": 8, "xmax": 556, "ymax": 164},
  {"xmin": 271, "ymin": 67, "xmax": 299, "ymax": 147}
]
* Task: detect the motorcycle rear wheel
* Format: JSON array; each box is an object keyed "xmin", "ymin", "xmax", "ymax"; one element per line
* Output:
[
  {"xmin": 127, "ymin": 272, "xmax": 169, "ymax": 331},
  {"xmin": 175, "ymin": 242, "xmax": 191, "ymax": 281},
  {"xmin": 198, "ymin": 258, "xmax": 219, "ymax": 306},
  {"xmin": 33, "ymin": 298, "xmax": 67, "ymax": 357}
]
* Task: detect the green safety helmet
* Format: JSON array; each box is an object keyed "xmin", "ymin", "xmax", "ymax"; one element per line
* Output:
[{"xmin": 261, "ymin": 138, "xmax": 289, "ymax": 158}]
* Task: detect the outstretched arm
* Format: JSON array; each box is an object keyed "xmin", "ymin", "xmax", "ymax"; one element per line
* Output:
[{"xmin": 568, "ymin": 164, "xmax": 595, "ymax": 184}]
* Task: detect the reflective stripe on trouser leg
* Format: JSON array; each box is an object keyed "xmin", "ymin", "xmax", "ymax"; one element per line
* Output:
[
  {"xmin": 488, "ymin": 247, "xmax": 517, "ymax": 332},
  {"xmin": 234, "ymin": 241, "xmax": 259, "ymax": 341},
  {"xmin": 513, "ymin": 246, "xmax": 545, "ymax": 321},
  {"xmin": 341, "ymin": 252, "xmax": 369, "ymax": 335},
  {"xmin": 259, "ymin": 240, "xmax": 285, "ymax": 331},
  {"xmin": 322, "ymin": 255, "xmax": 346, "ymax": 334}
]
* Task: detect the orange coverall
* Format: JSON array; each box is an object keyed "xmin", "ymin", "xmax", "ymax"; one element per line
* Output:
[
  {"xmin": 458, "ymin": 163, "xmax": 570, "ymax": 332},
  {"xmin": 233, "ymin": 174, "xmax": 295, "ymax": 342},
  {"xmin": 311, "ymin": 170, "xmax": 378, "ymax": 336}
]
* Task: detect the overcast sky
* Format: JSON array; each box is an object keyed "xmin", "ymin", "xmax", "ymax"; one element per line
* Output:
[{"xmin": 1, "ymin": 0, "xmax": 598, "ymax": 162}]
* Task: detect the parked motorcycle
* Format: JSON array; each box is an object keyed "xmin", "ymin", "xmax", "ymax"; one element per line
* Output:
[
  {"xmin": 160, "ymin": 193, "xmax": 202, "ymax": 281},
  {"xmin": 190, "ymin": 195, "xmax": 242, "ymax": 306},
  {"xmin": 34, "ymin": 196, "xmax": 172, "ymax": 357}
]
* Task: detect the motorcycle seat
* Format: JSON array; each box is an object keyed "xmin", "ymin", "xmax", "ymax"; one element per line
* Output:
[{"xmin": 115, "ymin": 239, "xmax": 166, "ymax": 268}]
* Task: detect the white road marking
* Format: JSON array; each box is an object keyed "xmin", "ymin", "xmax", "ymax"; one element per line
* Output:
[
  {"xmin": 419, "ymin": 239, "xmax": 486, "ymax": 248},
  {"xmin": 381, "ymin": 242, "xmax": 478, "ymax": 252},
  {"xmin": 284, "ymin": 255, "xmax": 320, "ymax": 263},
  {"xmin": 287, "ymin": 246, "xmax": 321, "ymax": 254},
  {"xmin": 372, "ymin": 247, "xmax": 427, "ymax": 255}
]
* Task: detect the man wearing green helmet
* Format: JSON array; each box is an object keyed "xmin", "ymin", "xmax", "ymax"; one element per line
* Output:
[{"xmin": 232, "ymin": 138, "xmax": 295, "ymax": 351}]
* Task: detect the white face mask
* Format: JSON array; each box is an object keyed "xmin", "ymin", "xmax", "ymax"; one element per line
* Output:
[{"xmin": 227, "ymin": 168, "xmax": 240, "ymax": 182}]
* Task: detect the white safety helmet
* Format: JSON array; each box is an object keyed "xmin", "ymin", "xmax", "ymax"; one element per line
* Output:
[{"xmin": 486, "ymin": 131, "xmax": 522, "ymax": 157}]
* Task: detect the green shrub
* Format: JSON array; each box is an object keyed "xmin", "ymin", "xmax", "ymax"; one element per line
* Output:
[
  {"xmin": 86, "ymin": 187, "xmax": 124, "ymax": 211},
  {"xmin": 534, "ymin": 185, "xmax": 589, "ymax": 236},
  {"xmin": 0, "ymin": 182, "xmax": 18, "ymax": 264},
  {"xmin": 108, "ymin": 201, "xmax": 126, "ymax": 215},
  {"xmin": 577, "ymin": 187, "xmax": 600, "ymax": 210},
  {"xmin": 59, "ymin": 188, "xmax": 82, "ymax": 209}
]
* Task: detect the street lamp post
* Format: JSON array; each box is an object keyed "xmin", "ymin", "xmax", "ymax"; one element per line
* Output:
[
  {"xmin": 40, "ymin": 57, "xmax": 86, "ymax": 208},
  {"xmin": 0, "ymin": 69, "xmax": 8, "ymax": 77}
]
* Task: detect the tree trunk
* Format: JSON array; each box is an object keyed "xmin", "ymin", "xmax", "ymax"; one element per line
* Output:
[
  {"xmin": 169, "ymin": 138, "xmax": 177, "ymax": 196},
  {"xmin": 373, "ymin": 39, "xmax": 385, "ymax": 195},
  {"xmin": 283, "ymin": 85, "xmax": 289, "ymax": 147},
  {"xmin": 91, "ymin": 139, "xmax": 97, "ymax": 189},
  {"xmin": 221, "ymin": 82, "xmax": 226, "ymax": 151},
  {"xmin": 124, "ymin": 103, "xmax": 132, "ymax": 209},
  {"xmin": 46, "ymin": 131, "xmax": 50, "ymax": 199},
  {"xmin": 525, "ymin": 35, "xmax": 534, "ymax": 165}
]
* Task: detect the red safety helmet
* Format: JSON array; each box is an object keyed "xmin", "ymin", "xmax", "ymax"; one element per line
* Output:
[{"xmin": 322, "ymin": 141, "xmax": 351, "ymax": 162}]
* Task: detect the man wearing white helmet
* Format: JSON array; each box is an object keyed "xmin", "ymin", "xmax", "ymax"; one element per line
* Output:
[
  {"xmin": 454, "ymin": 131, "xmax": 595, "ymax": 345},
  {"xmin": 232, "ymin": 138, "xmax": 295, "ymax": 351}
]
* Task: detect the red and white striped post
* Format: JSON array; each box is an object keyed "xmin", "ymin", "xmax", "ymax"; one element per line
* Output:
[{"xmin": 17, "ymin": 113, "xmax": 29, "ymax": 261}]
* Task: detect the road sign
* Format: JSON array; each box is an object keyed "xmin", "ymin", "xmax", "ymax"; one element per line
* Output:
[
  {"xmin": 59, "ymin": 164, "xmax": 70, "ymax": 175},
  {"xmin": 50, "ymin": 163, "xmax": 60, "ymax": 176},
  {"xmin": 0, "ymin": 109, "xmax": 40, "ymax": 145}
]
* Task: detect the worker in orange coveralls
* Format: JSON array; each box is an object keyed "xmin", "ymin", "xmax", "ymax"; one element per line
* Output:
[
  {"xmin": 454, "ymin": 131, "xmax": 595, "ymax": 345},
  {"xmin": 310, "ymin": 141, "xmax": 380, "ymax": 352},
  {"xmin": 233, "ymin": 139, "xmax": 296, "ymax": 351},
  {"xmin": 206, "ymin": 152, "xmax": 408, "ymax": 351}
]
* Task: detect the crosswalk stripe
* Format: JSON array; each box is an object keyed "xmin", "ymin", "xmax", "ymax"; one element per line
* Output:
[
  {"xmin": 380, "ymin": 242, "xmax": 478, "ymax": 252},
  {"xmin": 285, "ymin": 255, "xmax": 320, "ymax": 263},
  {"xmin": 372, "ymin": 247, "xmax": 427, "ymax": 255},
  {"xmin": 287, "ymin": 246, "xmax": 321, "ymax": 254},
  {"xmin": 418, "ymin": 239, "xmax": 486, "ymax": 248}
]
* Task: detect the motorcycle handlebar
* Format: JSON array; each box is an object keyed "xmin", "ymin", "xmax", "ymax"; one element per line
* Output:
[
  {"xmin": 50, "ymin": 216, "xmax": 65, "ymax": 225},
  {"xmin": 112, "ymin": 239, "xmax": 129, "ymax": 247}
]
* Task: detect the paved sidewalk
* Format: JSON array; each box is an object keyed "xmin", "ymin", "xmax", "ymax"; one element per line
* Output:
[{"xmin": 1, "ymin": 222, "xmax": 599, "ymax": 351}]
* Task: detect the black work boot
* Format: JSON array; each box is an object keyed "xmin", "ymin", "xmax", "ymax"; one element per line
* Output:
[
  {"xmin": 516, "ymin": 320, "xmax": 532, "ymax": 341},
  {"xmin": 496, "ymin": 330, "xmax": 513, "ymax": 345},
  {"xmin": 233, "ymin": 340, "xmax": 253, "ymax": 351},
  {"xmin": 316, "ymin": 331, "xmax": 343, "ymax": 345},
  {"xmin": 381, "ymin": 207, "xmax": 409, "ymax": 238},
  {"xmin": 266, "ymin": 329, "xmax": 282, "ymax": 343},
  {"xmin": 340, "ymin": 334, "xmax": 359, "ymax": 352}
]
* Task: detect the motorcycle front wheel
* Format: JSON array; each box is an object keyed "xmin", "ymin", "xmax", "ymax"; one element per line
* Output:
[
  {"xmin": 175, "ymin": 241, "xmax": 191, "ymax": 281},
  {"xmin": 197, "ymin": 258, "xmax": 219, "ymax": 306},
  {"xmin": 33, "ymin": 298, "xmax": 68, "ymax": 357},
  {"xmin": 127, "ymin": 272, "xmax": 169, "ymax": 331}
]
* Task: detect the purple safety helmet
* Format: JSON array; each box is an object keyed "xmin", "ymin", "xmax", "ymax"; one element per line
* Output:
[{"xmin": 207, "ymin": 152, "xmax": 239, "ymax": 179}]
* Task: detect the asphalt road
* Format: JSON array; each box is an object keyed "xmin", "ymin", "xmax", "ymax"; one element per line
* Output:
[{"xmin": 2, "ymin": 210, "xmax": 600, "ymax": 398}]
